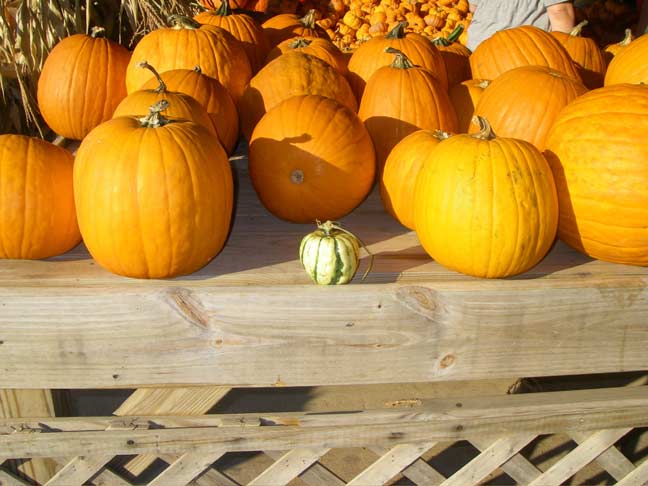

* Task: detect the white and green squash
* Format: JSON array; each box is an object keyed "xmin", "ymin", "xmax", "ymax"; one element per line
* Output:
[{"xmin": 299, "ymin": 220, "xmax": 372, "ymax": 285}]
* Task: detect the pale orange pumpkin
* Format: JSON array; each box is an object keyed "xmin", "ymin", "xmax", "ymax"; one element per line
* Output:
[
  {"xmin": 249, "ymin": 95, "xmax": 375, "ymax": 223},
  {"xmin": 0, "ymin": 135, "xmax": 80, "ymax": 259}
]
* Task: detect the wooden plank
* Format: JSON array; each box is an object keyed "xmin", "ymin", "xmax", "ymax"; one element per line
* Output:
[
  {"xmin": 264, "ymin": 451, "xmax": 345, "ymax": 486},
  {"xmin": 571, "ymin": 431, "xmax": 636, "ymax": 480},
  {"xmin": 0, "ymin": 469, "xmax": 32, "ymax": 486},
  {"xmin": 616, "ymin": 458, "xmax": 648, "ymax": 486},
  {"xmin": 440, "ymin": 434, "xmax": 536, "ymax": 486},
  {"xmin": 528, "ymin": 428, "xmax": 632, "ymax": 486},
  {"xmin": 248, "ymin": 448, "xmax": 329, "ymax": 486},
  {"xmin": 348, "ymin": 443, "xmax": 435, "ymax": 486},
  {"xmin": 471, "ymin": 436, "xmax": 541, "ymax": 484},
  {"xmin": 3, "ymin": 386, "xmax": 648, "ymax": 458},
  {"xmin": 44, "ymin": 455, "xmax": 113, "ymax": 486},
  {"xmin": 192, "ymin": 467, "xmax": 241, "ymax": 486},
  {"xmin": 2, "ymin": 278, "xmax": 648, "ymax": 389},
  {"xmin": 147, "ymin": 451, "xmax": 226, "ymax": 486},
  {"xmin": 90, "ymin": 469, "xmax": 135, "ymax": 486},
  {"xmin": 114, "ymin": 386, "xmax": 230, "ymax": 477},
  {"xmin": 370, "ymin": 447, "xmax": 446, "ymax": 485}
]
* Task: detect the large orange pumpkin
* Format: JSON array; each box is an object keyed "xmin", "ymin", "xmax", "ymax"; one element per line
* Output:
[
  {"xmin": 414, "ymin": 117, "xmax": 558, "ymax": 278},
  {"xmin": 266, "ymin": 37, "xmax": 348, "ymax": 75},
  {"xmin": 381, "ymin": 129, "xmax": 450, "ymax": 230},
  {"xmin": 37, "ymin": 27, "xmax": 130, "ymax": 140},
  {"xmin": 139, "ymin": 66, "xmax": 239, "ymax": 154},
  {"xmin": 125, "ymin": 16, "xmax": 251, "ymax": 103},
  {"xmin": 347, "ymin": 22, "xmax": 448, "ymax": 101},
  {"xmin": 358, "ymin": 48, "xmax": 457, "ymax": 172},
  {"xmin": 472, "ymin": 66, "xmax": 588, "ymax": 150},
  {"xmin": 194, "ymin": 0, "xmax": 270, "ymax": 73},
  {"xmin": 74, "ymin": 101, "xmax": 234, "ymax": 279},
  {"xmin": 551, "ymin": 20, "xmax": 606, "ymax": 89},
  {"xmin": 238, "ymin": 51, "xmax": 357, "ymax": 140},
  {"xmin": 604, "ymin": 34, "xmax": 648, "ymax": 86},
  {"xmin": 0, "ymin": 135, "xmax": 80, "ymax": 259},
  {"xmin": 448, "ymin": 79, "xmax": 490, "ymax": 133},
  {"xmin": 469, "ymin": 25, "xmax": 581, "ymax": 82},
  {"xmin": 249, "ymin": 95, "xmax": 375, "ymax": 223},
  {"xmin": 544, "ymin": 84, "xmax": 648, "ymax": 266}
]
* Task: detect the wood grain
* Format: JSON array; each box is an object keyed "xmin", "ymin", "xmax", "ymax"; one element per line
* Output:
[
  {"xmin": 348, "ymin": 443, "xmax": 435, "ymax": 485},
  {"xmin": 248, "ymin": 448, "xmax": 329, "ymax": 485}
]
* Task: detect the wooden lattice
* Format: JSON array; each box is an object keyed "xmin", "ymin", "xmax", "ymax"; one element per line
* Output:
[{"xmin": 2, "ymin": 385, "xmax": 648, "ymax": 486}]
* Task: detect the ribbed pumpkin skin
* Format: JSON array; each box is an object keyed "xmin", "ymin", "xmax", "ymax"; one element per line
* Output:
[
  {"xmin": 347, "ymin": 31, "xmax": 448, "ymax": 100},
  {"xmin": 544, "ymin": 84, "xmax": 648, "ymax": 266},
  {"xmin": 469, "ymin": 26, "xmax": 581, "ymax": 82},
  {"xmin": 0, "ymin": 135, "xmax": 80, "ymax": 259},
  {"xmin": 436, "ymin": 42, "xmax": 472, "ymax": 87},
  {"xmin": 552, "ymin": 28, "xmax": 606, "ymax": 89},
  {"xmin": 125, "ymin": 24, "xmax": 251, "ymax": 103},
  {"xmin": 194, "ymin": 9, "xmax": 270, "ymax": 73},
  {"xmin": 299, "ymin": 228, "xmax": 359, "ymax": 285},
  {"xmin": 74, "ymin": 117, "xmax": 234, "ymax": 279},
  {"xmin": 472, "ymin": 66, "xmax": 588, "ymax": 150},
  {"xmin": 112, "ymin": 88, "xmax": 217, "ymax": 136},
  {"xmin": 358, "ymin": 63, "xmax": 457, "ymax": 172},
  {"xmin": 249, "ymin": 95, "xmax": 375, "ymax": 223},
  {"xmin": 381, "ymin": 130, "xmax": 446, "ymax": 230},
  {"xmin": 266, "ymin": 37, "xmax": 348, "ymax": 75},
  {"xmin": 414, "ymin": 131, "xmax": 558, "ymax": 278},
  {"xmin": 604, "ymin": 34, "xmax": 648, "ymax": 86},
  {"xmin": 448, "ymin": 79, "xmax": 490, "ymax": 133},
  {"xmin": 239, "ymin": 52, "xmax": 357, "ymax": 140},
  {"xmin": 139, "ymin": 68, "xmax": 239, "ymax": 154},
  {"xmin": 37, "ymin": 33, "xmax": 130, "ymax": 140}
]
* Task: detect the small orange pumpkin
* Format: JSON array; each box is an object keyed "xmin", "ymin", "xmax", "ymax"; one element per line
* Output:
[
  {"xmin": 431, "ymin": 25, "xmax": 472, "ymax": 87},
  {"xmin": 551, "ymin": 20, "xmax": 606, "ymax": 89},
  {"xmin": 262, "ymin": 9, "xmax": 326, "ymax": 47},
  {"xmin": 604, "ymin": 34, "xmax": 648, "ymax": 86}
]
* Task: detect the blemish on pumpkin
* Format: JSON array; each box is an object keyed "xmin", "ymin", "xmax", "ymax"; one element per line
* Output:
[
  {"xmin": 290, "ymin": 169, "xmax": 304, "ymax": 184},
  {"xmin": 166, "ymin": 288, "xmax": 209, "ymax": 329},
  {"xmin": 384, "ymin": 399, "xmax": 422, "ymax": 408},
  {"xmin": 440, "ymin": 354, "xmax": 456, "ymax": 368}
]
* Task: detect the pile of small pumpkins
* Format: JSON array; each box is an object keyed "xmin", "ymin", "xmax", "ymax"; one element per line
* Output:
[{"xmin": 0, "ymin": 2, "xmax": 647, "ymax": 283}]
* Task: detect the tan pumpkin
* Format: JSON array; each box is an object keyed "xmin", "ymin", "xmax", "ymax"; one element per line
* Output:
[
  {"xmin": 381, "ymin": 129, "xmax": 450, "ymax": 230},
  {"xmin": 0, "ymin": 135, "xmax": 80, "ymax": 259},
  {"xmin": 125, "ymin": 16, "xmax": 252, "ymax": 103},
  {"xmin": 238, "ymin": 51, "xmax": 357, "ymax": 140},
  {"xmin": 37, "ymin": 27, "xmax": 130, "ymax": 140},
  {"xmin": 266, "ymin": 37, "xmax": 348, "ymax": 75},
  {"xmin": 469, "ymin": 25, "xmax": 581, "ymax": 82},
  {"xmin": 472, "ymin": 66, "xmax": 588, "ymax": 150},
  {"xmin": 448, "ymin": 79, "xmax": 490, "ymax": 133},
  {"xmin": 358, "ymin": 48, "xmax": 458, "ymax": 173},
  {"xmin": 551, "ymin": 20, "xmax": 606, "ymax": 89},
  {"xmin": 139, "ymin": 66, "xmax": 239, "ymax": 154},
  {"xmin": 249, "ymin": 95, "xmax": 375, "ymax": 223},
  {"xmin": 604, "ymin": 34, "xmax": 648, "ymax": 86}
]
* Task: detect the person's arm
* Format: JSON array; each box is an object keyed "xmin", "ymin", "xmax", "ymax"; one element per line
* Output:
[
  {"xmin": 547, "ymin": 1, "xmax": 575, "ymax": 33},
  {"xmin": 469, "ymin": 2, "xmax": 477, "ymax": 13}
]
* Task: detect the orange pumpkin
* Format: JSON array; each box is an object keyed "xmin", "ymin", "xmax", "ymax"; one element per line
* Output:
[
  {"xmin": 603, "ymin": 28, "xmax": 634, "ymax": 64},
  {"xmin": 551, "ymin": 20, "xmax": 606, "ymax": 89},
  {"xmin": 381, "ymin": 129, "xmax": 450, "ymax": 230},
  {"xmin": 125, "ymin": 16, "xmax": 252, "ymax": 103},
  {"xmin": 266, "ymin": 37, "xmax": 348, "ymax": 75},
  {"xmin": 139, "ymin": 66, "xmax": 240, "ymax": 154},
  {"xmin": 604, "ymin": 34, "xmax": 648, "ymax": 86},
  {"xmin": 249, "ymin": 95, "xmax": 375, "ymax": 223},
  {"xmin": 544, "ymin": 84, "xmax": 648, "ymax": 266},
  {"xmin": 414, "ymin": 117, "xmax": 558, "ymax": 278},
  {"xmin": 37, "ymin": 27, "xmax": 130, "ymax": 140},
  {"xmin": 194, "ymin": 0, "xmax": 270, "ymax": 73},
  {"xmin": 199, "ymin": 0, "xmax": 255, "ymax": 10},
  {"xmin": 262, "ymin": 9, "xmax": 326, "ymax": 47},
  {"xmin": 472, "ymin": 66, "xmax": 588, "ymax": 150},
  {"xmin": 238, "ymin": 51, "xmax": 357, "ymax": 140},
  {"xmin": 448, "ymin": 79, "xmax": 490, "ymax": 133},
  {"xmin": 0, "ymin": 135, "xmax": 80, "ymax": 259},
  {"xmin": 74, "ymin": 101, "xmax": 234, "ymax": 279},
  {"xmin": 347, "ymin": 22, "xmax": 448, "ymax": 101},
  {"xmin": 431, "ymin": 25, "xmax": 472, "ymax": 87},
  {"xmin": 114, "ymin": 62, "xmax": 217, "ymax": 137},
  {"xmin": 358, "ymin": 48, "xmax": 457, "ymax": 173},
  {"xmin": 469, "ymin": 25, "xmax": 581, "ymax": 82}
]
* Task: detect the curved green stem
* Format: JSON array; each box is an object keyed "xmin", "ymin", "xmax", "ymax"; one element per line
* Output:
[
  {"xmin": 386, "ymin": 21, "xmax": 408, "ymax": 39},
  {"xmin": 168, "ymin": 15, "xmax": 201, "ymax": 29},
  {"xmin": 385, "ymin": 47, "xmax": 415, "ymax": 69},
  {"xmin": 471, "ymin": 116, "xmax": 496, "ymax": 140},
  {"xmin": 137, "ymin": 61, "xmax": 167, "ymax": 94}
]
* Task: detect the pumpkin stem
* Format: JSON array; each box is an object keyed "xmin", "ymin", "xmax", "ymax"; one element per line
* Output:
[
  {"xmin": 89, "ymin": 26, "xmax": 106, "ymax": 38},
  {"xmin": 432, "ymin": 24, "xmax": 463, "ymax": 46},
  {"xmin": 386, "ymin": 21, "xmax": 408, "ymax": 39},
  {"xmin": 618, "ymin": 28, "xmax": 634, "ymax": 46},
  {"xmin": 300, "ymin": 9, "xmax": 318, "ymax": 28},
  {"xmin": 216, "ymin": 0, "xmax": 232, "ymax": 16},
  {"xmin": 289, "ymin": 37, "xmax": 312, "ymax": 49},
  {"xmin": 137, "ymin": 61, "xmax": 167, "ymax": 94},
  {"xmin": 193, "ymin": 66, "xmax": 202, "ymax": 74},
  {"xmin": 471, "ymin": 116, "xmax": 496, "ymax": 140},
  {"xmin": 316, "ymin": 220, "xmax": 374, "ymax": 282},
  {"xmin": 385, "ymin": 47, "xmax": 415, "ymax": 69},
  {"xmin": 433, "ymin": 130, "xmax": 452, "ymax": 141},
  {"xmin": 168, "ymin": 15, "xmax": 201, "ymax": 30},
  {"xmin": 138, "ymin": 100, "xmax": 172, "ymax": 128},
  {"xmin": 477, "ymin": 79, "xmax": 490, "ymax": 89},
  {"xmin": 569, "ymin": 19, "xmax": 588, "ymax": 37}
]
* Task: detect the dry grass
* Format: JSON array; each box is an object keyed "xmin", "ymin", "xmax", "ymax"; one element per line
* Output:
[{"xmin": 0, "ymin": 0, "xmax": 198, "ymax": 138}]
